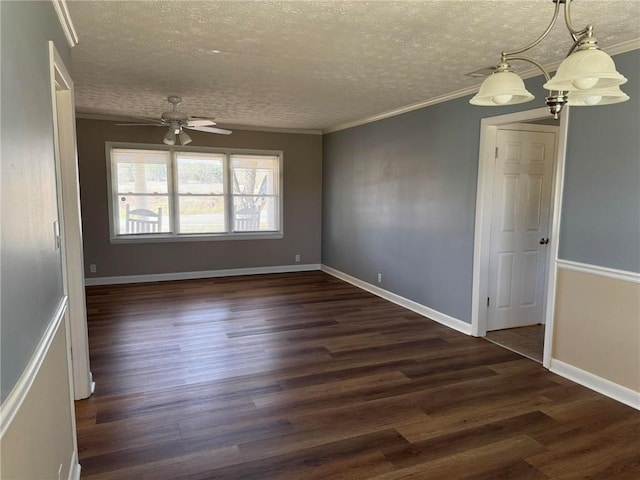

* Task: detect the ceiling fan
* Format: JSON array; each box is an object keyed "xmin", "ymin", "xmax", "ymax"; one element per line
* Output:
[{"xmin": 117, "ymin": 96, "xmax": 231, "ymax": 145}]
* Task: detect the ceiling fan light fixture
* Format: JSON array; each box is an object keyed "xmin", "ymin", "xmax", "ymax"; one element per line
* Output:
[
  {"xmin": 179, "ymin": 130, "xmax": 192, "ymax": 145},
  {"xmin": 118, "ymin": 97, "xmax": 231, "ymax": 143},
  {"xmin": 163, "ymin": 129, "xmax": 176, "ymax": 145},
  {"xmin": 470, "ymin": 68, "xmax": 535, "ymax": 106}
]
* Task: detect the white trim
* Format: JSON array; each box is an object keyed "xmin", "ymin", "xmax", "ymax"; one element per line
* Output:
[
  {"xmin": 550, "ymin": 359, "xmax": 640, "ymax": 411},
  {"xmin": 109, "ymin": 233, "xmax": 284, "ymax": 244},
  {"xmin": 51, "ymin": 0, "xmax": 78, "ymax": 47},
  {"xmin": 49, "ymin": 42, "xmax": 93, "ymax": 401},
  {"xmin": 601, "ymin": 38, "xmax": 640, "ymax": 56},
  {"xmin": 323, "ymin": 85, "xmax": 480, "ymax": 134},
  {"xmin": 321, "ymin": 265, "xmax": 472, "ymax": 335},
  {"xmin": 324, "ymin": 43, "xmax": 639, "ymax": 134},
  {"xmin": 0, "ymin": 297, "xmax": 68, "ymax": 438},
  {"xmin": 84, "ymin": 263, "xmax": 321, "ymax": 286},
  {"xmin": 67, "ymin": 451, "xmax": 81, "ymax": 480},
  {"xmin": 542, "ymin": 109, "xmax": 570, "ymax": 368},
  {"xmin": 470, "ymin": 107, "xmax": 569, "ymax": 372},
  {"xmin": 557, "ymin": 259, "xmax": 640, "ymax": 284}
]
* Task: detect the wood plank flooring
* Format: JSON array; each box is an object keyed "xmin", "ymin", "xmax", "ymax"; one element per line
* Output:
[
  {"xmin": 76, "ymin": 271, "xmax": 640, "ymax": 479},
  {"xmin": 486, "ymin": 325, "xmax": 545, "ymax": 363}
]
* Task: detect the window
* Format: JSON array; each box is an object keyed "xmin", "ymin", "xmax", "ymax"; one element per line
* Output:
[{"xmin": 107, "ymin": 144, "xmax": 282, "ymax": 242}]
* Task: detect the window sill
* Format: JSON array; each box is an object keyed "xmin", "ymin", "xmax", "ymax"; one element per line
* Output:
[{"xmin": 109, "ymin": 232, "xmax": 284, "ymax": 244}]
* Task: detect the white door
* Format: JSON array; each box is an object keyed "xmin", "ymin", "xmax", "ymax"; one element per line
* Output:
[{"xmin": 487, "ymin": 128, "xmax": 556, "ymax": 331}]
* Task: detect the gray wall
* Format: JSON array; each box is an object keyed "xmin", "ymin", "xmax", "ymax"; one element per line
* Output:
[
  {"xmin": 559, "ymin": 50, "xmax": 640, "ymax": 272},
  {"xmin": 1, "ymin": 1, "xmax": 71, "ymax": 401},
  {"xmin": 77, "ymin": 120, "xmax": 322, "ymax": 278},
  {"xmin": 322, "ymin": 50, "xmax": 640, "ymax": 324}
]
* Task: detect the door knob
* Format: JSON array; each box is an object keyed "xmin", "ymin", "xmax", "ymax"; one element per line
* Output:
[{"xmin": 539, "ymin": 238, "xmax": 549, "ymax": 245}]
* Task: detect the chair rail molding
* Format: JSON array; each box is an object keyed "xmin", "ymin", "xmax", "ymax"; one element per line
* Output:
[
  {"xmin": 556, "ymin": 259, "xmax": 640, "ymax": 284},
  {"xmin": 0, "ymin": 297, "xmax": 68, "ymax": 437}
]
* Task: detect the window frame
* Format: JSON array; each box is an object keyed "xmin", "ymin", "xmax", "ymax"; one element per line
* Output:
[{"xmin": 106, "ymin": 142, "xmax": 284, "ymax": 243}]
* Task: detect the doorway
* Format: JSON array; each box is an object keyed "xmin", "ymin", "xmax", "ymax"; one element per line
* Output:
[
  {"xmin": 49, "ymin": 42, "xmax": 93, "ymax": 399},
  {"xmin": 471, "ymin": 107, "xmax": 570, "ymax": 368}
]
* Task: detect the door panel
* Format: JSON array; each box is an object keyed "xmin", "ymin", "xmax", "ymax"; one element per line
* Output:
[
  {"xmin": 521, "ymin": 250, "xmax": 539, "ymax": 306},
  {"xmin": 497, "ymin": 252, "xmax": 515, "ymax": 308},
  {"xmin": 525, "ymin": 175, "xmax": 543, "ymax": 230},
  {"xmin": 487, "ymin": 129, "xmax": 556, "ymax": 331}
]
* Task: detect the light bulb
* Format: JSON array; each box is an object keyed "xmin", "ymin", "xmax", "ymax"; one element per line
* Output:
[
  {"xmin": 583, "ymin": 95, "xmax": 602, "ymax": 106},
  {"xmin": 492, "ymin": 94, "xmax": 513, "ymax": 105},
  {"xmin": 572, "ymin": 77, "xmax": 598, "ymax": 90}
]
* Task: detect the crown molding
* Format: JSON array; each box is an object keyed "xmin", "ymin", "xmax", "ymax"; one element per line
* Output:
[
  {"xmin": 600, "ymin": 38, "xmax": 640, "ymax": 56},
  {"xmin": 51, "ymin": 0, "xmax": 78, "ymax": 48},
  {"xmin": 323, "ymin": 85, "xmax": 479, "ymax": 134},
  {"xmin": 323, "ymin": 40, "xmax": 640, "ymax": 135}
]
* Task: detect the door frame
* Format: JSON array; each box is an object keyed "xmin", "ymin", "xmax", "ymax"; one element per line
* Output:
[
  {"xmin": 49, "ymin": 42, "xmax": 94, "ymax": 399},
  {"xmin": 471, "ymin": 107, "xmax": 570, "ymax": 369}
]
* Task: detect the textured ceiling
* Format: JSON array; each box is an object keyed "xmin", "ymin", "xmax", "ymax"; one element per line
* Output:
[{"xmin": 68, "ymin": 0, "xmax": 640, "ymax": 131}]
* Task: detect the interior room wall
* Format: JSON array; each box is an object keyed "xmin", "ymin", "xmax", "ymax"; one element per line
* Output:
[
  {"xmin": 1, "ymin": 0, "xmax": 70, "ymax": 401},
  {"xmin": 322, "ymin": 71, "xmax": 552, "ymax": 324},
  {"xmin": 1, "ymin": 0, "xmax": 78, "ymax": 477},
  {"xmin": 559, "ymin": 50, "xmax": 640, "ymax": 272},
  {"xmin": 322, "ymin": 49, "xmax": 639, "ymax": 324},
  {"xmin": 554, "ymin": 267, "xmax": 640, "ymax": 393},
  {"xmin": 77, "ymin": 120, "xmax": 322, "ymax": 279}
]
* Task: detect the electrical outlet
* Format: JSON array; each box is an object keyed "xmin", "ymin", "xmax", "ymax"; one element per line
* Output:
[
  {"xmin": 295, "ymin": 254, "xmax": 300, "ymax": 263},
  {"xmin": 90, "ymin": 264, "xmax": 97, "ymax": 273},
  {"xmin": 377, "ymin": 273, "xmax": 382, "ymax": 283}
]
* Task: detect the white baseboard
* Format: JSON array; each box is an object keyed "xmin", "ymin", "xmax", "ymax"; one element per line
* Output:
[
  {"xmin": 67, "ymin": 451, "xmax": 81, "ymax": 480},
  {"xmin": 550, "ymin": 359, "xmax": 640, "ymax": 410},
  {"xmin": 321, "ymin": 264, "xmax": 472, "ymax": 335},
  {"xmin": 84, "ymin": 264, "xmax": 322, "ymax": 286},
  {"xmin": 1, "ymin": 297, "xmax": 68, "ymax": 437}
]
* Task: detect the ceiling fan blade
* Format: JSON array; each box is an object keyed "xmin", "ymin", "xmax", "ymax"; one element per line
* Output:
[
  {"xmin": 187, "ymin": 118, "xmax": 217, "ymax": 127},
  {"xmin": 116, "ymin": 122, "xmax": 164, "ymax": 126},
  {"xmin": 186, "ymin": 126, "xmax": 232, "ymax": 135}
]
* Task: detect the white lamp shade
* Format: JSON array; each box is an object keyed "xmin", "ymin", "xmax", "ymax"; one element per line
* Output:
[
  {"xmin": 567, "ymin": 85, "xmax": 630, "ymax": 106},
  {"xmin": 163, "ymin": 130, "xmax": 176, "ymax": 145},
  {"xmin": 544, "ymin": 48, "xmax": 627, "ymax": 92},
  {"xmin": 470, "ymin": 70, "xmax": 535, "ymax": 106},
  {"xmin": 179, "ymin": 130, "xmax": 192, "ymax": 145}
]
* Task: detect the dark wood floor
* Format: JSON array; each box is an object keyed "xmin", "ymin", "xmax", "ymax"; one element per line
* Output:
[
  {"xmin": 486, "ymin": 325, "xmax": 545, "ymax": 363},
  {"xmin": 76, "ymin": 271, "xmax": 640, "ymax": 479}
]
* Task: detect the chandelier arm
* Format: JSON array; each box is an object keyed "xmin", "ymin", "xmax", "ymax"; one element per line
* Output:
[
  {"xmin": 502, "ymin": 0, "xmax": 561, "ymax": 58},
  {"xmin": 563, "ymin": 0, "xmax": 593, "ymax": 39},
  {"xmin": 506, "ymin": 55, "xmax": 566, "ymax": 100},
  {"xmin": 505, "ymin": 55, "xmax": 551, "ymax": 82},
  {"xmin": 565, "ymin": 35, "xmax": 584, "ymax": 58}
]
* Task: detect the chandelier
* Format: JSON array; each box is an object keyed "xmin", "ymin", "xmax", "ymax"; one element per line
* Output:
[{"xmin": 470, "ymin": 0, "xmax": 629, "ymax": 118}]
